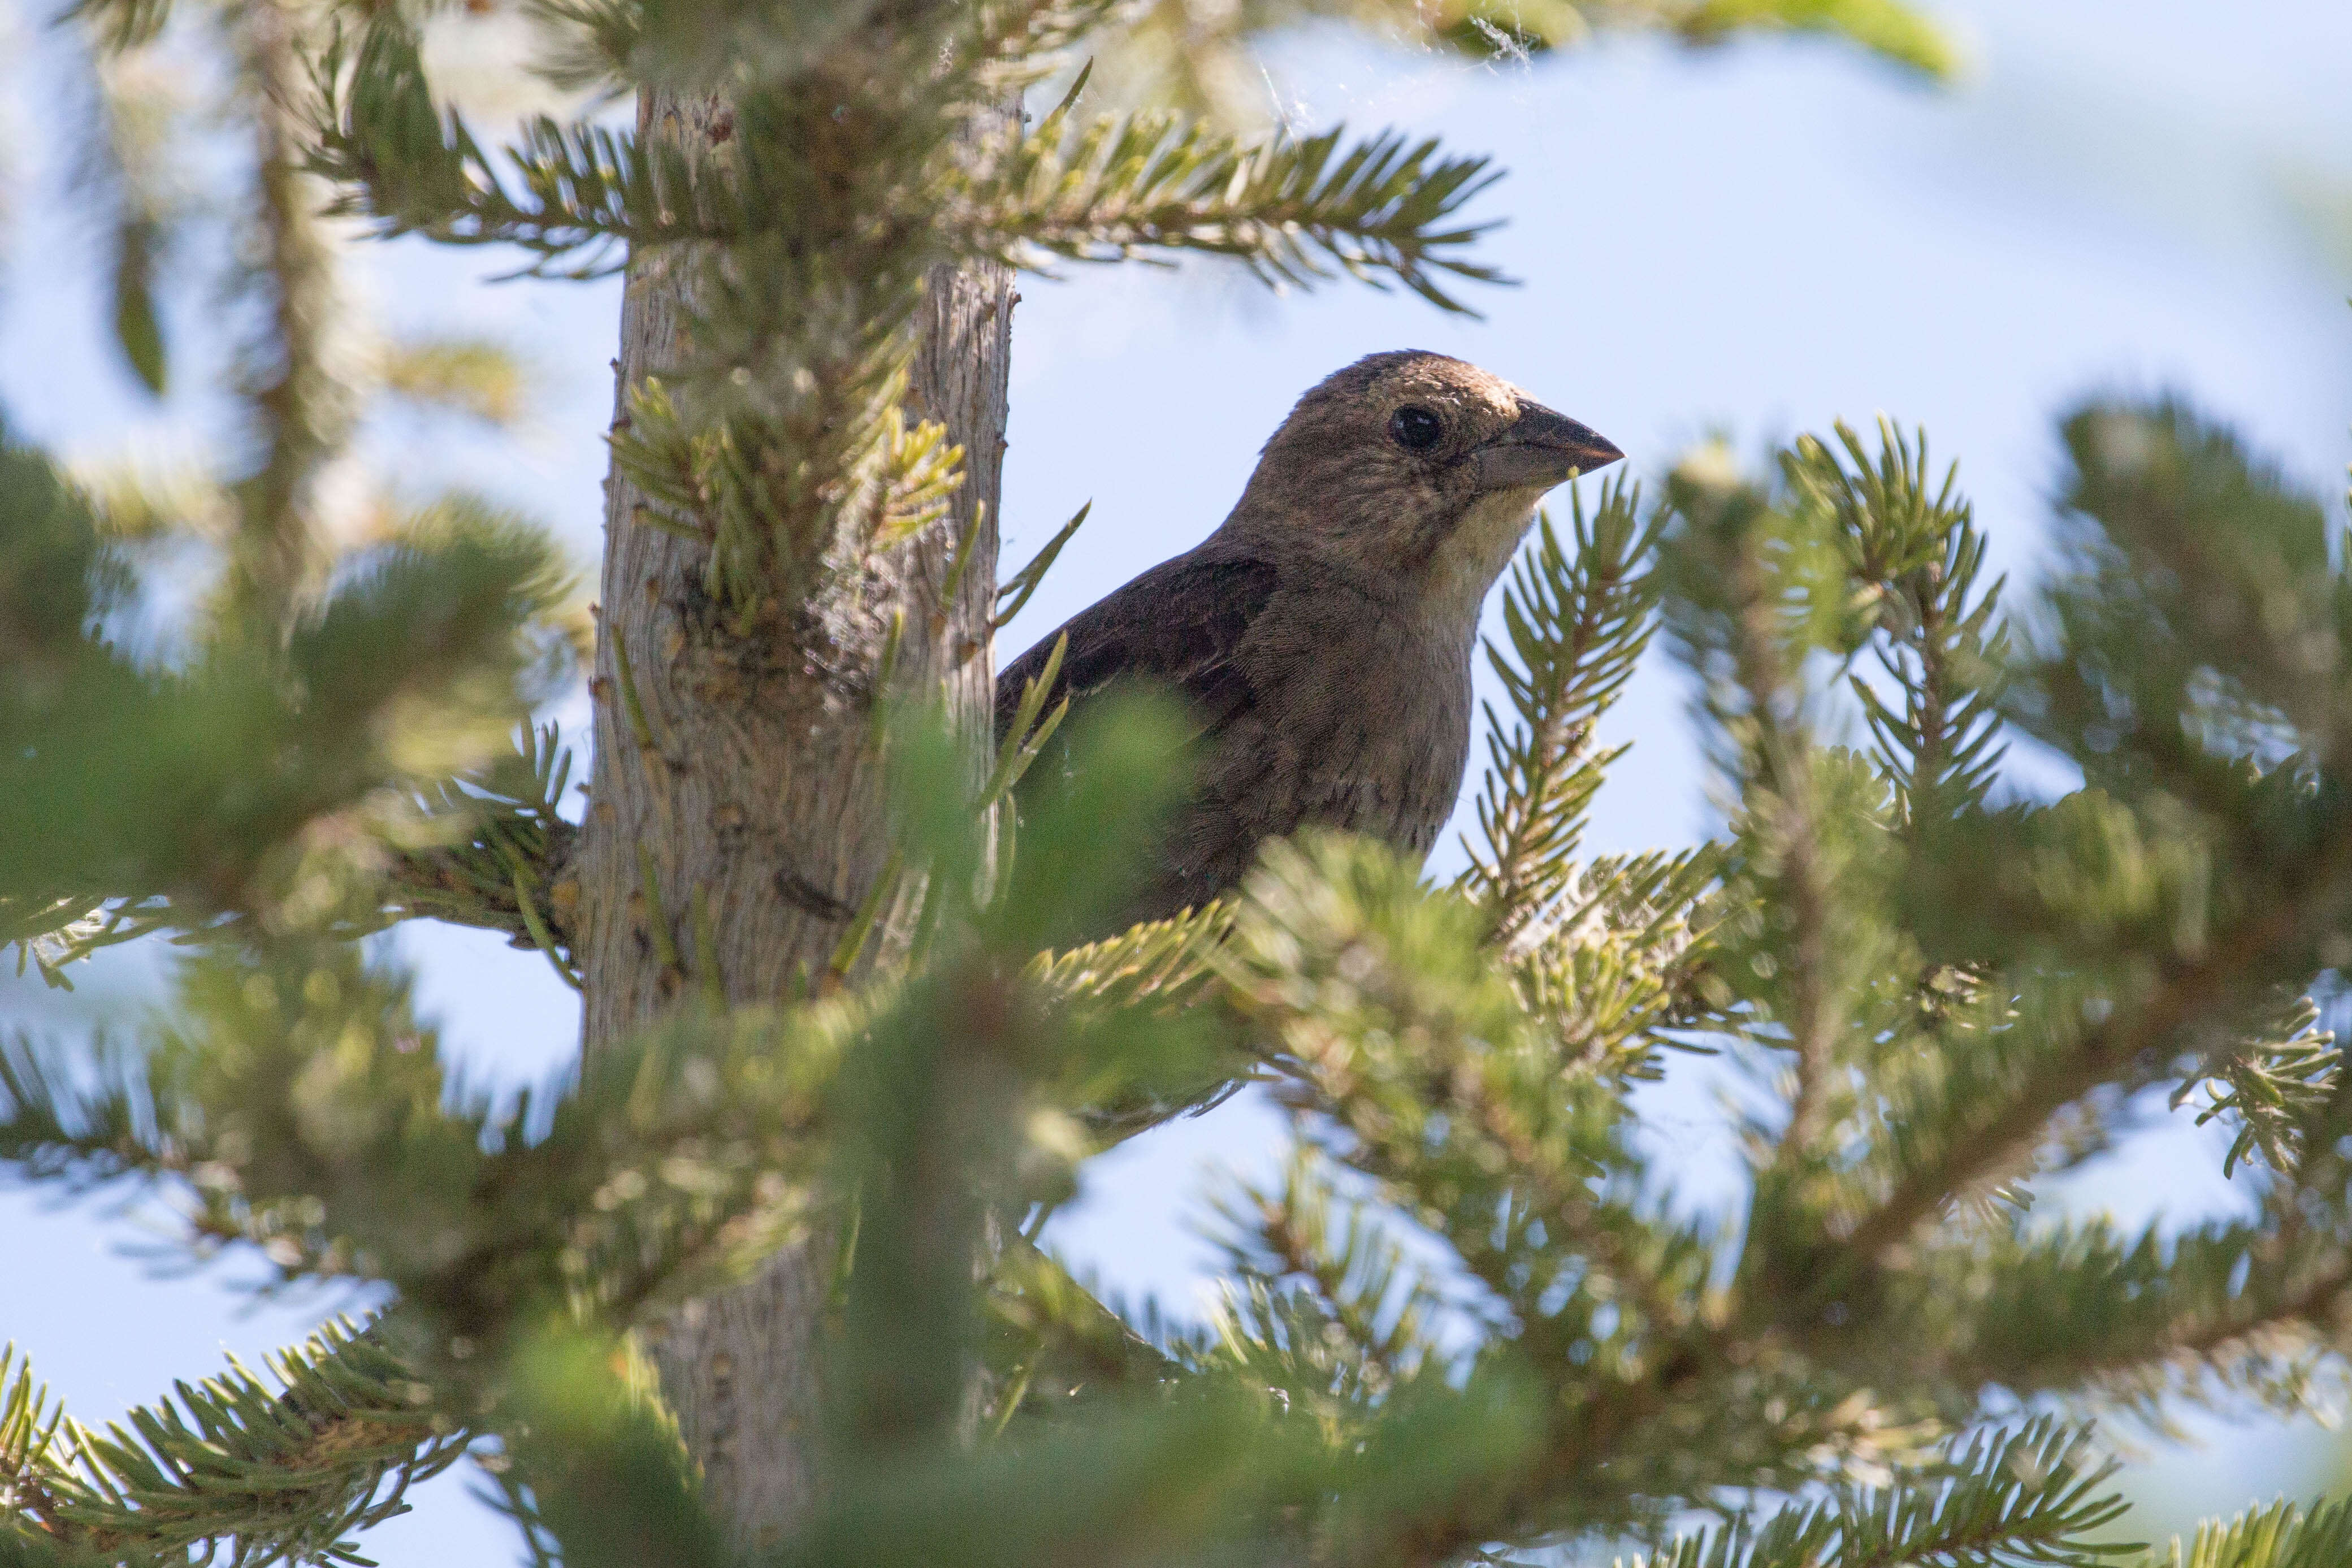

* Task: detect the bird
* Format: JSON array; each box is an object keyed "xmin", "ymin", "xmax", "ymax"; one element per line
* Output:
[{"xmin": 995, "ymin": 349, "xmax": 1622, "ymax": 932}]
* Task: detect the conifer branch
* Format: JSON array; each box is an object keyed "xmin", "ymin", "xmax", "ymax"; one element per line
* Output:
[
  {"xmin": 1227, "ymin": 835, "xmax": 1704, "ymax": 1366},
  {"xmin": 222, "ymin": 0, "xmax": 354, "ymax": 627},
  {"xmin": 383, "ymin": 723, "xmax": 581, "ymax": 968},
  {"xmin": 62, "ymin": 0, "xmax": 172, "ymax": 52},
  {"xmin": 514, "ymin": 0, "xmax": 639, "ymax": 92},
  {"xmin": 1790, "ymin": 418, "xmax": 2009, "ymax": 829},
  {"xmin": 1026, "ymin": 903, "xmax": 1251, "ymax": 1137},
  {"xmin": 377, "ymin": 335, "xmax": 532, "ymax": 427},
  {"xmin": 1, "ymin": 1324, "xmax": 467, "ymax": 1566},
  {"xmin": 1847, "ymin": 813, "xmax": 2352, "ymax": 1268},
  {"xmin": 6, "ymin": 898, "xmax": 174, "ymax": 991},
  {"xmin": 1658, "ymin": 0, "xmax": 1960, "ymax": 79},
  {"xmin": 1510, "ymin": 846, "xmax": 1723, "ymax": 1081},
  {"xmin": 2144, "ymin": 1497, "xmax": 2352, "ymax": 1568},
  {"xmin": 1660, "ymin": 454, "xmax": 1859, "ymax": 1167},
  {"xmin": 1209, "ymin": 1150, "xmax": 1452, "ymax": 1403},
  {"xmin": 0, "ymin": 947, "xmax": 863, "ymax": 1350},
  {"xmin": 2184, "ymin": 995, "xmax": 2340, "ymax": 1177},
  {"xmin": 1827, "ymin": 400, "xmax": 2352, "ymax": 1249},
  {"xmin": 980, "ymin": 1236, "xmax": 1189, "ymax": 1435},
  {"xmin": 1459, "ymin": 484, "xmax": 1661, "ymax": 950},
  {"xmin": 73, "ymin": 25, "xmax": 188, "ymax": 402},
  {"xmin": 958, "ymin": 0, "xmax": 1138, "ymax": 92},
  {"xmin": 949, "ymin": 115, "xmax": 1506, "ymax": 311},
  {"xmin": 308, "ymin": 19, "xmax": 682, "ymax": 274},
  {"xmin": 309, "ymin": 11, "xmax": 1506, "ymax": 619},
  {"xmin": 1091, "ymin": 0, "xmax": 1955, "ymax": 124},
  {"xmin": 1734, "ymin": 588, "xmax": 1842, "ymax": 1166},
  {"xmin": 2021, "ymin": 400, "xmax": 2344, "ymax": 770},
  {"xmin": 1028, "ymin": 901, "xmax": 1230, "ymax": 1016},
  {"xmin": 3, "ymin": 440, "xmax": 571, "ymax": 964},
  {"xmin": 1626, "ymin": 1420, "xmax": 2131, "ymax": 1568},
  {"xmin": 1928, "ymin": 1215, "xmax": 2352, "ymax": 1411}
]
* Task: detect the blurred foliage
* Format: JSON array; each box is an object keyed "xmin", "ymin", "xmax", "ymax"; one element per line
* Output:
[
  {"xmin": 1093, "ymin": 0, "xmax": 1956, "ymax": 123},
  {"xmin": 7, "ymin": 0, "xmax": 592, "ymax": 986},
  {"xmin": 377, "ymin": 334, "xmax": 534, "ymax": 428},
  {"xmin": 18, "ymin": 383, "xmax": 2352, "ymax": 1561},
  {"xmin": 0, "ymin": 1323, "xmax": 466, "ymax": 1568},
  {"xmin": 19, "ymin": 2, "xmax": 2352, "ymax": 1568},
  {"xmin": 0, "ymin": 429, "xmax": 577, "ymax": 980}
]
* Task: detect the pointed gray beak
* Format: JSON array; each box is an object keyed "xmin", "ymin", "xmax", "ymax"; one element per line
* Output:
[{"xmin": 1470, "ymin": 402, "xmax": 1623, "ymax": 493}]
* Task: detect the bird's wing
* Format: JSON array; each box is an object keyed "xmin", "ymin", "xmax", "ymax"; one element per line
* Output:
[{"xmin": 994, "ymin": 553, "xmax": 1280, "ymax": 746}]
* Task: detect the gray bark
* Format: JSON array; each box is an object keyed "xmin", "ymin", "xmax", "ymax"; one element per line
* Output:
[{"xmin": 573, "ymin": 89, "xmax": 1013, "ymax": 1553}]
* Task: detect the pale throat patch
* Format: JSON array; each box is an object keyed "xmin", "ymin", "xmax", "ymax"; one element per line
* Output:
[{"xmin": 1424, "ymin": 486, "xmax": 1544, "ymax": 629}]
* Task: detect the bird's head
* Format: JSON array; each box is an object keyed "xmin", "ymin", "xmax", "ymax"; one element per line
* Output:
[{"xmin": 1225, "ymin": 349, "xmax": 1623, "ymax": 627}]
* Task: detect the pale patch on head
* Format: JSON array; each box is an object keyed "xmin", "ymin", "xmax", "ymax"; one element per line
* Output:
[
  {"xmin": 1363, "ymin": 355, "xmax": 1524, "ymax": 419},
  {"xmin": 1219, "ymin": 349, "xmax": 1596, "ymax": 634},
  {"xmin": 1251, "ymin": 350, "xmax": 1538, "ymax": 488}
]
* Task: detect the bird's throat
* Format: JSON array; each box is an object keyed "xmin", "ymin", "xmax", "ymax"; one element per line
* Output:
[{"xmin": 1423, "ymin": 488, "xmax": 1543, "ymax": 634}]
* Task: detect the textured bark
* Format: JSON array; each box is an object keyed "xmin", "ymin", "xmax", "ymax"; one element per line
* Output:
[{"xmin": 572, "ymin": 91, "xmax": 1013, "ymax": 1553}]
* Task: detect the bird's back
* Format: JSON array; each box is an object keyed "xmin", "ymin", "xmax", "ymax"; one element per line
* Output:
[{"xmin": 995, "ymin": 545, "xmax": 1472, "ymax": 930}]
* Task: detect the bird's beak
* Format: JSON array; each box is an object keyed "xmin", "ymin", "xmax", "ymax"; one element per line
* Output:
[{"xmin": 1470, "ymin": 402, "xmax": 1624, "ymax": 492}]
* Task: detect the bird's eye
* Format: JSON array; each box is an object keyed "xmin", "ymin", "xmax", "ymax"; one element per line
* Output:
[{"xmin": 1388, "ymin": 405, "xmax": 1444, "ymax": 450}]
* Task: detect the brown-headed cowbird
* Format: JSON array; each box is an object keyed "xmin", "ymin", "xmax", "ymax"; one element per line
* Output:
[{"xmin": 997, "ymin": 349, "xmax": 1622, "ymax": 928}]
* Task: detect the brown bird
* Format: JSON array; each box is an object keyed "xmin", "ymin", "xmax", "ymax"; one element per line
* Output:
[{"xmin": 996, "ymin": 349, "xmax": 1622, "ymax": 929}]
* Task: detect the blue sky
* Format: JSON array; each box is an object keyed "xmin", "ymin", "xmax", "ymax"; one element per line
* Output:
[{"xmin": 4, "ymin": 0, "xmax": 2351, "ymax": 1555}]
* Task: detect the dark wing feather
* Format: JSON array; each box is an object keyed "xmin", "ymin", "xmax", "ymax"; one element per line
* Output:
[{"xmin": 995, "ymin": 553, "xmax": 1279, "ymax": 746}]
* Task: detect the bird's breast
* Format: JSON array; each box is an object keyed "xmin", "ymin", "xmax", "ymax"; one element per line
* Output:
[{"xmin": 1227, "ymin": 593, "xmax": 1474, "ymax": 861}]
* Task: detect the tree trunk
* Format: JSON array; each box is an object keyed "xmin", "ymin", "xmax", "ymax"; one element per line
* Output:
[{"xmin": 571, "ymin": 90, "xmax": 1013, "ymax": 1553}]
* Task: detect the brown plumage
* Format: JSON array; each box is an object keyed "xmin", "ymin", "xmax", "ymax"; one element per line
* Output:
[{"xmin": 996, "ymin": 349, "xmax": 1622, "ymax": 929}]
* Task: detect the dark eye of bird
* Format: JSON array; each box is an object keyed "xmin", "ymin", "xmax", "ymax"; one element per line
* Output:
[{"xmin": 1388, "ymin": 405, "xmax": 1443, "ymax": 450}]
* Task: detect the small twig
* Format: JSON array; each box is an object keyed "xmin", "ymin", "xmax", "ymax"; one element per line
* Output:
[
  {"xmin": 636, "ymin": 843, "xmax": 683, "ymax": 980},
  {"xmin": 827, "ymin": 850, "xmax": 903, "ymax": 988},
  {"xmin": 980, "ymin": 634, "xmax": 1069, "ymax": 811},
  {"xmin": 540, "ymin": 726, "xmax": 574, "ymax": 809},
  {"xmin": 937, "ymin": 500, "xmax": 989, "ymax": 633},
  {"xmin": 994, "ymin": 501, "xmax": 1090, "ymax": 631},
  {"xmin": 868, "ymin": 608, "xmax": 908, "ymax": 751},
  {"xmin": 691, "ymin": 888, "xmax": 725, "ymax": 1012},
  {"xmin": 512, "ymin": 868, "xmax": 581, "ymax": 991},
  {"xmin": 608, "ymin": 625, "xmax": 664, "ymax": 758},
  {"xmin": 987, "ymin": 1361, "xmax": 1036, "ymax": 1441},
  {"xmin": 827, "ymin": 1197, "xmax": 864, "ymax": 1319}
]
